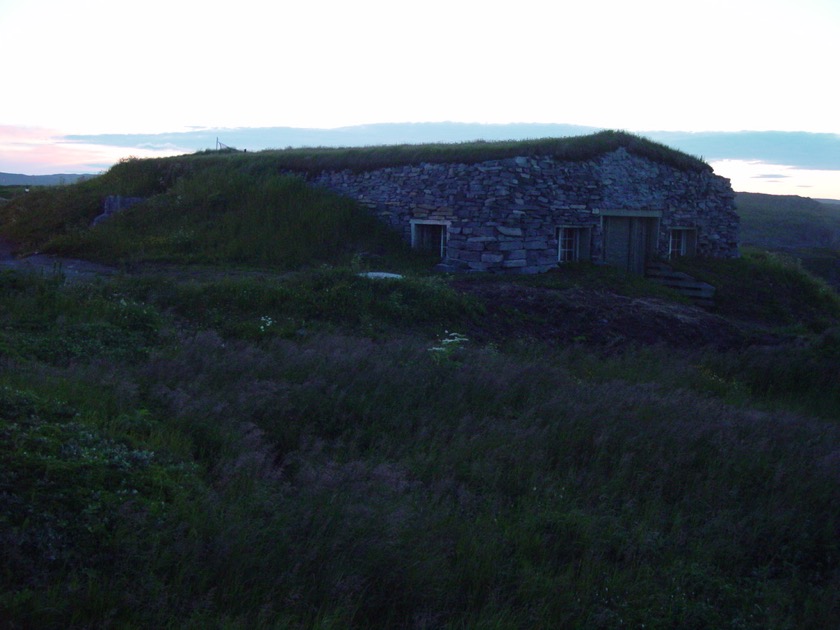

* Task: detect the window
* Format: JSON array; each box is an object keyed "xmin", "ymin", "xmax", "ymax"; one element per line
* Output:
[
  {"xmin": 556, "ymin": 226, "xmax": 591, "ymax": 263},
  {"xmin": 411, "ymin": 221, "xmax": 448, "ymax": 258},
  {"xmin": 668, "ymin": 228, "xmax": 697, "ymax": 259}
]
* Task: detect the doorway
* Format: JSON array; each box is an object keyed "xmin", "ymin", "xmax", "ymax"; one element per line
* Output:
[{"xmin": 602, "ymin": 215, "xmax": 659, "ymax": 274}]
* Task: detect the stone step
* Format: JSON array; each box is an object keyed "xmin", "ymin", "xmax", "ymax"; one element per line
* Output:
[{"xmin": 646, "ymin": 263, "xmax": 716, "ymax": 306}]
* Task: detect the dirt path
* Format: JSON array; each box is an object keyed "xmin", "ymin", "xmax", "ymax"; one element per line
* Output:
[
  {"xmin": 0, "ymin": 238, "xmax": 288, "ymax": 284},
  {"xmin": 0, "ymin": 238, "xmax": 118, "ymax": 280}
]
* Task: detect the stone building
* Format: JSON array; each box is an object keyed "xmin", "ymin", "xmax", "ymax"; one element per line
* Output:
[{"xmin": 309, "ymin": 133, "xmax": 739, "ymax": 274}]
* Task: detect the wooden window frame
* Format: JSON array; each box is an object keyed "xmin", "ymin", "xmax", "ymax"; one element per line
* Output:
[
  {"xmin": 668, "ymin": 228, "xmax": 697, "ymax": 259},
  {"xmin": 410, "ymin": 220, "xmax": 450, "ymax": 259},
  {"xmin": 556, "ymin": 226, "xmax": 592, "ymax": 264}
]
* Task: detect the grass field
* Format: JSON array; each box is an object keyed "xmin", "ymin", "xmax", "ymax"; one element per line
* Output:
[
  {"xmin": 0, "ymin": 145, "xmax": 838, "ymax": 628},
  {"xmin": 1, "ymin": 254, "xmax": 838, "ymax": 629}
]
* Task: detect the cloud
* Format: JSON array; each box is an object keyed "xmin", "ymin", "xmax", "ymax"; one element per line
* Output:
[
  {"xmin": 0, "ymin": 126, "xmax": 185, "ymax": 175},
  {"xmin": 710, "ymin": 159, "xmax": 840, "ymax": 200},
  {"xmin": 136, "ymin": 142, "xmax": 189, "ymax": 151},
  {"xmin": 646, "ymin": 131, "xmax": 840, "ymax": 171}
]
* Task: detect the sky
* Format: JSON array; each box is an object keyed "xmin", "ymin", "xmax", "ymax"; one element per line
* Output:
[{"xmin": 1, "ymin": 0, "xmax": 838, "ymax": 198}]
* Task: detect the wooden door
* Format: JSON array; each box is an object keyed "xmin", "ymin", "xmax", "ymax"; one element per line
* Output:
[
  {"xmin": 603, "ymin": 216, "xmax": 631, "ymax": 270},
  {"xmin": 603, "ymin": 216, "xmax": 655, "ymax": 274}
]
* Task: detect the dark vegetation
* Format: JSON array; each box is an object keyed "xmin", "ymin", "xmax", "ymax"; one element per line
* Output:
[
  {"xmin": 0, "ymin": 185, "xmax": 28, "ymax": 202},
  {"xmin": 1, "ymin": 140, "xmax": 838, "ymax": 628}
]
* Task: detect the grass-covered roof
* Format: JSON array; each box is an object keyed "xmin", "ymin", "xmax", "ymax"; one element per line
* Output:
[
  {"xmin": 184, "ymin": 129, "xmax": 712, "ymax": 175},
  {"xmin": 0, "ymin": 130, "xmax": 711, "ymax": 255}
]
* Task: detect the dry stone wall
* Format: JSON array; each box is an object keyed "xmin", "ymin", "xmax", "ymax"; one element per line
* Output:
[
  {"xmin": 92, "ymin": 195, "xmax": 146, "ymax": 226},
  {"xmin": 311, "ymin": 147, "xmax": 738, "ymax": 273}
]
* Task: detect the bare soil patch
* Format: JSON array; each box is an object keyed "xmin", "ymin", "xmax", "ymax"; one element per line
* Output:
[{"xmin": 453, "ymin": 280, "xmax": 746, "ymax": 350}]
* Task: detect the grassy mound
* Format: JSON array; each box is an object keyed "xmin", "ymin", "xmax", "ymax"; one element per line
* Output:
[
  {"xmin": 0, "ymin": 130, "xmax": 707, "ymax": 267},
  {"xmin": 214, "ymin": 129, "xmax": 710, "ymax": 174},
  {"xmin": 0, "ymin": 161, "xmax": 425, "ymax": 271},
  {"xmin": 674, "ymin": 249, "xmax": 840, "ymax": 332}
]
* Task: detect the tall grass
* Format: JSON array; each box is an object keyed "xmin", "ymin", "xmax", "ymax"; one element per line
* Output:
[
  {"xmin": 661, "ymin": 252, "xmax": 840, "ymax": 416},
  {"xmin": 1, "ymin": 269, "xmax": 838, "ymax": 628},
  {"xmin": 675, "ymin": 249, "xmax": 840, "ymax": 332},
  {"xmin": 0, "ymin": 158, "xmax": 171, "ymax": 251}
]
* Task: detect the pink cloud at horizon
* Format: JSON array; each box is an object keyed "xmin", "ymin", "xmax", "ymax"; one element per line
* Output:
[{"xmin": 0, "ymin": 125, "xmax": 184, "ymax": 175}]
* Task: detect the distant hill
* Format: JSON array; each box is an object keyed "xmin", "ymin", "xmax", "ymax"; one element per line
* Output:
[
  {"xmin": 736, "ymin": 192, "xmax": 840, "ymax": 250},
  {"xmin": 736, "ymin": 192, "xmax": 840, "ymax": 289},
  {"xmin": 0, "ymin": 172, "xmax": 90, "ymax": 186}
]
